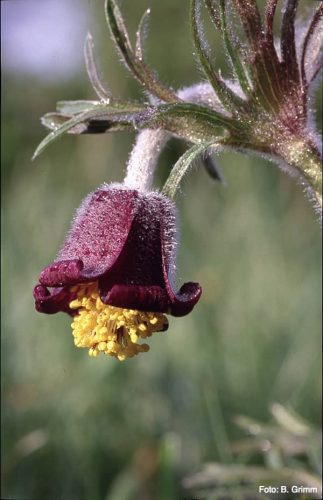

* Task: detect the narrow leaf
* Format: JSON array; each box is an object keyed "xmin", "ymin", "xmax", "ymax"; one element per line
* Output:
[
  {"xmin": 137, "ymin": 102, "xmax": 242, "ymax": 135},
  {"xmin": 56, "ymin": 99, "xmax": 144, "ymax": 115},
  {"xmin": 34, "ymin": 108, "xmax": 109, "ymax": 158},
  {"xmin": 191, "ymin": 0, "xmax": 246, "ymax": 113},
  {"xmin": 230, "ymin": 0, "xmax": 262, "ymax": 48},
  {"xmin": 301, "ymin": 5, "xmax": 323, "ymax": 87},
  {"xmin": 218, "ymin": 0, "xmax": 252, "ymax": 98},
  {"xmin": 264, "ymin": 0, "xmax": 279, "ymax": 42},
  {"xmin": 105, "ymin": 0, "xmax": 134, "ymax": 73},
  {"xmin": 205, "ymin": 0, "xmax": 252, "ymax": 98},
  {"xmin": 230, "ymin": 0, "xmax": 282, "ymax": 113},
  {"xmin": 42, "ymin": 112, "xmax": 134, "ymax": 134},
  {"xmin": 37, "ymin": 100, "xmax": 239, "ymax": 158},
  {"xmin": 84, "ymin": 33, "xmax": 111, "ymax": 101},
  {"xmin": 204, "ymin": 0, "xmax": 221, "ymax": 29},
  {"xmin": 135, "ymin": 8, "xmax": 150, "ymax": 60},
  {"xmin": 56, "ymin": 100, "xmax": 101, "ymax": 114},
  {"xmin": 105, "ymin": 0, "xmax": 178, "ymax": 102},
  {"xmin": 41, "ymin": 113, "xmax": 71, "ymax": 130},
  {"xmin": 281, "ymin": 0, "xmax": 300, "ymax": 83},
  {"xmin": 162, "ymin": 142, "xmax": 219, "ymax": 198},
  {"xmin": 33, "ymin": 106, "xmax": 141, "ymax": 159}
]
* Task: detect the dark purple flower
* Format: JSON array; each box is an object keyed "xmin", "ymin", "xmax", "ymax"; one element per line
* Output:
[{"xmin": 33, "ymin": 184, "xmax": 201, "ymax": 360}]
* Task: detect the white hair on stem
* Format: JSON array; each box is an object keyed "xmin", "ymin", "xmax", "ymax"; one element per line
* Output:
[
  {"xmin": 123, "ymin": 128, "xmax": 170, "ymax": 191},
  {"xmin": 123, "ymin": 82, "xmax": 218, "ymax": 191}
]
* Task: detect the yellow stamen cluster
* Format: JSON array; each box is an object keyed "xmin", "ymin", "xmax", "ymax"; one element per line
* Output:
[{"xmin": 69, "ymin": 283, "xmax": 168, "ymax": 361}]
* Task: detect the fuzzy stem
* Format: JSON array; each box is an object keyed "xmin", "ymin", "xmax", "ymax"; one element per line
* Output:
[
  {"xmin": 279, "ymin": 138, "xmax": 322, "ymax": 210},
  {"xmin": 123, "ymin": 83, "xmax": 218, "ymax": 191},
  {"xmin": 123, "ymin": 129, "xmax": 170, "ymax": 191}
]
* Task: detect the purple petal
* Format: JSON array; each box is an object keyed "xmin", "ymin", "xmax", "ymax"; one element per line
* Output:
[
  {"xmin": 100, "ymin": 284, "xmax": 171, "ymax": 312},
  {"xmin": 34, "ymin": 187, "xmax": 202, "ymax": 317},
  {"xmin": 39, "ymin": 259, "xmax": 83, "ymax": 286},
  {"xmin": 33, "ymin": 284, "xmax": 76, "ymax": 315},
  {"xmin": 101, "ymin": 282, "xmax": 201, "ymax": 317},
  {"xmin": 167, "ymin": 282, "xmax": 202, "ymax": 317},
  {"xmin": 58, "ymin": 187, "xmax": 140, "ymax": 279}
]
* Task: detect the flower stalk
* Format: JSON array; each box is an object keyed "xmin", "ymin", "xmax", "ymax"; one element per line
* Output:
[
  {"xmin": 278, "ymin": 137, "xmax": 322, "ymax": 208},
  {"xmin": 123, "ymin": 129, "xmax": 169, "ymax": 192}
]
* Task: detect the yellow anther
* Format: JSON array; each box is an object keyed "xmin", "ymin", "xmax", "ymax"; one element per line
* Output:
[
  {"xmin": 107, "ymin": 340, "xmax": 116, "ymax": 351},
  {"xmin": 89, "ymin": 347, "xmax": 99, "ymax": 357},
  {"xmin": 96, "ymin": 298, "xmax": 104, "ymax": 310},
  {"xmin": 130, "ymin": 333, "xmax": 139, "ymax": 343},
  {"xmin": 69, "ymin": 300, "xmax": 82, "ymax": 309},
  {"xmin": 69, "ymin": 282, "xmax": 168, "ymax": 361}
]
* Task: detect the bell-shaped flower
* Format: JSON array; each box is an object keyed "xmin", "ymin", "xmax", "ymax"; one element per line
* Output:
[{"xmin": 33, "ymin": 184, "xmax": 201, "ymax": 361}]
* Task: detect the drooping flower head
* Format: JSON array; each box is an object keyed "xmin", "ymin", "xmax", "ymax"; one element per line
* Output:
[{"xmin": 34, "ymin": 184, "xmax": 201, "ymax": 361}]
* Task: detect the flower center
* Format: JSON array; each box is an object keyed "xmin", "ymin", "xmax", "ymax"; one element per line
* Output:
[{"xmin": 69, "ymin": 283, "xmax": 168, "ymax": 361}]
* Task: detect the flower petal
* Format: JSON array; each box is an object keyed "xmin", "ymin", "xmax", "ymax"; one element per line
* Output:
[
  {"xmin": 167, "ymin": 282, "xmax": 202, "ymax": 317},
  {"xmin": 34, "ymin": 187, "xmax": 202, "ymax": 317},
  {"xmin": 100, "ymin": 283, "xmax": 171, "ymax": 313},
  {"xmin": 33, "ymin": 284, "xmax": 76, "ymax": 315},
  {"xmin": 40, "ymin": 187, "xmax": 140, "ymax": 287},
  {"xmin": 100, "ymin": 281, "xmax": 201, "ymax": 317},
  {"xmin": 39, "ymin": 259, "xmax": 83, "ymax": 286}
]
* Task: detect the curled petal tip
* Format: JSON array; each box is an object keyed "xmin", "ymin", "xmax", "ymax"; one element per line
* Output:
[
  {"xmin": 169, "ymin": 282, "xmax": 202, "ymax": 317},
  {"xmin": 33, "ymin": 284, "xmax": 76, "ymax": 315}
]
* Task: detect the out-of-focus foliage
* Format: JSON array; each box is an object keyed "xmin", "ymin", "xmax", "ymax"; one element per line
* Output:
[
  {"xmin": 184, "ymin": 404, "xmax": 322, "ymax": 499},
  {"xmin": 1, "ymin": 1, "xmax": 322, "ymax": 499}
]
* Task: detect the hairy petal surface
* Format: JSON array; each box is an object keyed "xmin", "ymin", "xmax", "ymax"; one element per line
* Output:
[{"xmin": 34, "ymin": 186, "xmax": 201, "ymax": 317}]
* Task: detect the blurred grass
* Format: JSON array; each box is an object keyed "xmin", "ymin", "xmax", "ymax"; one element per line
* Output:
[{"xmin": 1, "ymin": 1, "xmax": 322, "ymax": 499}]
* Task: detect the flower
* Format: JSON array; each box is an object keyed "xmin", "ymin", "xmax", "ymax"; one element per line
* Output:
[{"xmin": 33, "ymin": 184, "xmax": 201, "ymax": 360}]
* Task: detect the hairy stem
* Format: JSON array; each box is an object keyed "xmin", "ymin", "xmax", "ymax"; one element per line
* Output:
[
  {"xmin": 124, "ymin": 83, "xmax": 219, "ymax": 191},
  {"xmin": 123, "ymin": 129, "xmax": 170, "ymax": 191},
  {"xmin": 279, "ymin": 137, "xmax": 322, "ymax": 210}
]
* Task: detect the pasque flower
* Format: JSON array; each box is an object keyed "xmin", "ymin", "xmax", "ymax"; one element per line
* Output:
[
  {"xmin": 34, "ymin": 184, "xmax": 201, "ymax": 361},
  {"xmin": 33, "ymin": 0, "xmax": 322, "ymax": 361}
]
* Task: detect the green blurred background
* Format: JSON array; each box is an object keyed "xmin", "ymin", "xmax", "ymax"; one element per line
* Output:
[{"xmin": 1, "ymin": 1, "xmax": 322, "ymax": 499}]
